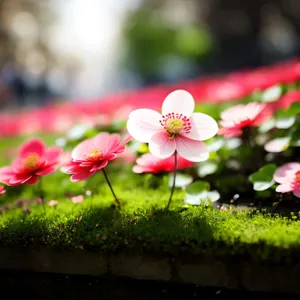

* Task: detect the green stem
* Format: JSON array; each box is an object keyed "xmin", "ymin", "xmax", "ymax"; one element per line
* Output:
[
  {"xmin": 102, "ymin": 168, "xmax": 120, "ymax": 205},
  {"xmin": 38, "ymin": 178, "xmax": 46, "ymax": 214},
  {"xmin": 166, "ymin": 151, "xmax": 178, "ymax": 210}
]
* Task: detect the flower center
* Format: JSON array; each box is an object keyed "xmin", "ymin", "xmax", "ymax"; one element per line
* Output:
[
  {"xmin": 86, "ymin": 148, "xmax": 102, "ymax": 161},
  {"xmin": 160, "ymin": 113, "xmax": 191, "ymax": 137},
  {"xmin": 22, "ymin": 153, "xmax": 39, "ymax": 171}
]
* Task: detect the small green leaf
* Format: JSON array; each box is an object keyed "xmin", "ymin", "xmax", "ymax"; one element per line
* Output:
[
  {"xmin": 253, "ymin": 180, "xmax": 275, "ymax": 191},
  {"xmin": 261, "ymin": 85, "xmax": 282, "ymax": 102},
  {"xmin": 197, "ymin": 161, "xmax": 218, "ymax": 177},
  {"xmin": 185, "ymin": 190, "xmax": 220, "ymax": 205},
  {"xmin": 259, "ymin": 118, "xmax": 276, "ymax": 133},
  {"xmin": 168, "ymin": 173, "xmax": 193, "ymax": 188},
  {"xmin": 275, "ymin": 117, "xmax": 296, "ymax": 129},
  {"xmin": 275, "ymin": 102, "xmax": 300, "ymax": 118},
  {"xmin": 224, "ymin": 138, "xmax": 242, "ymax": 150},
  {"xmin": 249, "ymin": 164, "xmax": 277, "ymax": 191},
  {"xmin": 186, "ymin": 180, "xmax": 210, "ymax": 195}
]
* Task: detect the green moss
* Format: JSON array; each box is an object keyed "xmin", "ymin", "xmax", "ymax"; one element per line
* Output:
[
  {"xmin": 0, "ymin": 167, "xmax": 300, "ymax": 263},
  {"xmin": 0, "ymin": 132, "xmax": 300, "ymax": 264}
]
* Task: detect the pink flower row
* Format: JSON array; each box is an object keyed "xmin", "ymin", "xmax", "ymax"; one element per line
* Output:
[
  {"xmin": 1, "ymin": 59, "xmax": 300, "ymax": 137},
  {"xmin": 0, "ymin": 89, "xmax": 299, "ymax": 202}
]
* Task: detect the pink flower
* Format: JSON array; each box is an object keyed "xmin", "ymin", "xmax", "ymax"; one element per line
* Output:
[
  {"xmin": 218, "ymin": 102, "xmax": 272, "ymax": 138},
  {"xmin": 0, "ymin": 139, "xmax": 61, "ymax": 186},
  {"xmin": 133, "ymin": 153, "xmax": 194, "ymax": 174},
  {"xmin": 48, "ymin": 200, "xmax": 58, "ymax": 207},
  {"xmin": 270, "ymin": 90, "xmax": 300, "ymax": 111},
  {"xmin": 72, "ymin": 195, "xmax": 84, "ymax": 204},
  {"xmin": 115, "ymin": 148, "xmax": 137, "ymax": 164},
  {"xmin": 63, "ymin": 132, "xmax": 131, "ymax": 182},
  {"xmin": 274, "ymin": 163, "xmax": 300, "ymax": 198},
  {"xmin": 264, "ymin": 137, "xmax": 290, "ymax": 153},
  {"xmin": 127, "ymin": 90, "xmax": 218, "ymax": 162},
  {"xmin": 0, "ymin": 185, "xmax": 5, "ymax": 195}
]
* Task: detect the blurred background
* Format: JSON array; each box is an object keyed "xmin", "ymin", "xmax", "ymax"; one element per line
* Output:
[{"xmin": 0, "ymin": 0, "xmax": 300, "ymax": 109}]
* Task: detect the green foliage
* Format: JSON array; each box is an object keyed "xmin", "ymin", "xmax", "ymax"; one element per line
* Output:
[
  {"xmin": 186, "ymin": 180, "xmax": 210, "ymax": 194},
  {"xmin": 275, "ymin": 102, "xmax": 300, "ymax": 118},
  {"xmin": 249, "ymin": 164, "xmax": 277, "ymax": 191}
]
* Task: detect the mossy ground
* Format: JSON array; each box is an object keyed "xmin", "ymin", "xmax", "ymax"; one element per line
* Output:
[{"xmin": 1, "ymin": 135, "xmax": 300, "ymax": 263}]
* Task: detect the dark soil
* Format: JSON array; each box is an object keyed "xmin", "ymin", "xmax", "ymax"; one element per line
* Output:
[{"xmin": 0, "ymin": 270, "xmax": 298, "ymax": 300}]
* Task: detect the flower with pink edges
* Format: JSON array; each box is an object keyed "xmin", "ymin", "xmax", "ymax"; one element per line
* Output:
[
  {"xmin": 133, "ymin": 153, "xmax": 194, "ymax": 174},
  {"xmin": 218, "ymin": 102, "xmax": 272, "ymax": 138},
  {"xmin": 62, "ymin": 132, "xmax": 131, "ymax": 182},
  {"xmin": 127, "ymin": 90, "xmax": 218, "ymax": 162},
  {"xmin": 0, "ymin": 139, "xmax": 61, "ymax": 186},
  {"xmin": 72, "ymin": 195, "xmax": 84, "ymax": 204},
  {"xmin": 274, "ymin": 163, "xmax": 300, "ymax": 198},
  {"xmin": 48, "ymin": 200, "xmax": 58, "ymax": 207},
  {"xmin": 0, "ymin": 186, "xmax": 5, "ymax": 195}
]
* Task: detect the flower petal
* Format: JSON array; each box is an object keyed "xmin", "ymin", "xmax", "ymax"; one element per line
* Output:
[
  {"xmin": 127, "ymin": 109, "xmax": 162, "ymax": 143},
  {"xmin": 8, "ymin": 174, "xmax": 32, "ymax": 186},
  {"xmin": 35, "ymin": 166, "xmax": 56, "ymax": 176},
  {"xmin": 175, "ymin": 135, "xmax": 209, "ymax": 162},
  {"xmin": 186, "ymin": 113, "xmax": 218, "ymax": 141},
  {"xmin": 133, "ymin": 165, "xmax": 151, "ymax": 174},
  {"xmin": 104, "ymin": 153, "xmax": 117, "ymax": 161},
  {"xmin": 19, "ymin": 139, "xmax": 45, "ymax": 158},
  {"xmin": 44, "ymin": 147, "xmax": 62, "ymax": 164},
  {"xmin": 26, "ymin": 175, "xmax": 39, "ymax": 184},
  {"xmin": 274, "ymin": 162, "xmax": 300, "ymax": 184},
  {"xmin": 72, "ymin": 139, "xmax": 93, "ymax": 161},
  {"xmin": 0, "ymin": 167, "xmax": 14, "ymax": 183},
  {"xmin": 149, "ymin": 132, "xmax": 176, "ymax": 159},
  {"xmin": 276, "ymin": 183, "xmax": 293, "ymax": 193},
  {"xmin": 71, "ymin": 170, "xmax": 95, "ymax": 182},
  {"xmin": 90, "ymin": 160, "xmax": 108, "ymax": 172},
  {"xmin": 92, "ymin": 133, "xmax": 120, "ymax": 154},
  {"xmin": 293, "ymin": 190, "xmax": 300, "ymax": 198},
  {"xmin": 162, "ymin": 90, "xmax": 195, "ymax": 117}
]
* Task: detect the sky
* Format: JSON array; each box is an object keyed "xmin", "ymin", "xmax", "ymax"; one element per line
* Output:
[{"xmin": 50, "ymin": 0, "xmax": 142, "ymax": 99}]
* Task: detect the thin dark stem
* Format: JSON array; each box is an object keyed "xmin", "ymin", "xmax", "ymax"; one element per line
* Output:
[
  {"xmin": 166, "ymin": 151, "xmax": 178, "ymax": 210},
  {"xmin": 102, "ymin": 168, "xmax": 120, "ymax": 205},
  {"xmin": 38, "ymin": 177, "xmax": 46, "ymax": 214}
]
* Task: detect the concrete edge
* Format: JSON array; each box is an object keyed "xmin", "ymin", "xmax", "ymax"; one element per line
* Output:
[{"xmin": 0, "ymin": 246, "xmax": 299, "ymax": 294}]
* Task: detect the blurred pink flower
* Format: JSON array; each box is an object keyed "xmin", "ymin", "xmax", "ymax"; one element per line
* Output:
[
  {"xmin": 1, "ymin": 204, "xmax": 10, "ymax": 214},
  {"xmin": 274, "ymin": 162, "xmax": 300, "ymax": 198},
  {"xmin": 115, "ymin": 148, "xmax": 137, "ymax": 164},
  {"xmin": 271, "ymin": 90, "xmax": 300, "ymax": 111},
  {"xmin": 48, "ymin": 200, "xmax": 58, "ymax": 207},
  {"xmin": 127, "ymin": 90, "xmax": 218, "ymax": 162},
  {"xmin": 72, "ymin": 195, "xmax": 84, "ymax": 204},
  {"xmin": 0, "ymin": 139, "xmax": 61, "ymax": 186},
  {"xmin": 0, "ymin": 185, "xmax": 5, "ymax": 195},
  {"xmin": 218, "ymin": 102, "xmax": 272, "ymax": 138},
  {"xmin": 62, "ymin": 132, "xmax": 131, "ymax": 182},
  {"xmin": 264, "ymin": 137, "xmax": 290, "ymax": 153},
  {"xmin": 133, "ymin": 153, "xmax": 194, "ymax": 174}
]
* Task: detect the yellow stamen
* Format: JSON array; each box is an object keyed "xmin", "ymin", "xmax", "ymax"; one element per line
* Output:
[
  {"xmin": 166, "ymin": 119, "xmax": 184, "ymax": 136},
  {"xmin": 86, "ymin": 148, "xmax": 102, "ymax": 161},
  {"xmin": 23, "ymin": 154, "xmax": 39, "ymax": 171}
]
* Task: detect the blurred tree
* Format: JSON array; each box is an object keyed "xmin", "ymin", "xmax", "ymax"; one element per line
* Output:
[
  {"xmin": 122, "ymin": 0, "xmax": 214, "ymax": 84},
  {"xmin": 122, "ymin": 0, "xmax": 300, "ymax": 83}
]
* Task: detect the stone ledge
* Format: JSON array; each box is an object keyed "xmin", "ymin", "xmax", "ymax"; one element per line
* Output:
[
  {"xmin": 0, "ymin": 246, "xmax": 299, "ymax": 295},
  {"xmin": 109, "ymin": 253, "xmax": 171, "ymax": 281}
]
